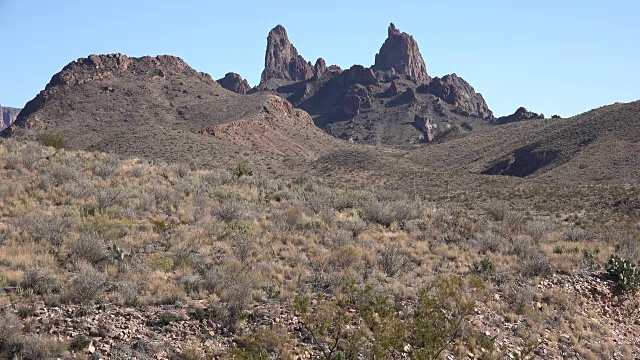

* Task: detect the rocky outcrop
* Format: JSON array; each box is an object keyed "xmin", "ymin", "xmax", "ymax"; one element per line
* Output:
[
  {"xmin": 341, "ymin": 65, "xmax": 378, "ymax": 87},
  {"xmin": 494, "ymin": 107, "xmax": 544, "ymax": 125},
  {"xmin": 372, "ymin": 23, "xmax": 429, "ymax": 84},
  {"xmin": 413, "ymin": 115, "xmax": 434, "ymax": 142},
  {"xmin": 217, "ymin": 72, "xmax": 251, "ymax": 94},
  {"xmin": 1, "ymin": 106, "xmax": 21, "ymax": 128},
  {"xmin": 314, "ymin": 58, "xmax": 327, "ymax": 78},
  {"xmin": 417, "ymin": 74, "xmax": 493, "ymax": 119},
  {"xmin": 344, "ymin": 84, "xmax": 373, "ymax": 116},
  {"xmin": 387, "ymin": 87, "xmax": 417, "ymax": 107},
  {"xmin": 260, "ymin": 25, "xmax": 315, "ymax": 84}
]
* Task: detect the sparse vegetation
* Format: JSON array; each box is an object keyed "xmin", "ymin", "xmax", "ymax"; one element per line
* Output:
[{"xmin": 0, "ymin": 139, "xmax": 638, "ymax": 358}]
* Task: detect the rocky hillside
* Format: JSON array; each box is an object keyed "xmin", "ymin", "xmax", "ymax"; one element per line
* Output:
[
  {"xmin": 1, "ymin": 106, "xmax": 21, "ymax": 129},
  {"xmin": 254, "ymin": 24, "xmax": 494, "ymax": 145},
  {"xmin": 406, "ymin": 100, "xmax": 640, "ymax": 184},
  {"xmin": 2, "ymin": 53, "xmax": 346, "ymax": 173}
]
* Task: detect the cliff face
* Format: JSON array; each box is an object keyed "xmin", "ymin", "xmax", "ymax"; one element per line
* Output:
[
  {"xmin": 259, "ymin": 25, "xmax": 315, "ymax": 85},
  {"xmin": 1, "ymin": 106, "xmax": 21, "ymax": 129},
  {"xmin": 372, "ymin": 23, "xmax": 430, "ymax": 84}
]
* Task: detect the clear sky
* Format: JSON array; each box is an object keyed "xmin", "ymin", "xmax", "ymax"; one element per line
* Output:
[{"xmin": 1, "ymin": 0, "xmax": 638, "ymax": 117}]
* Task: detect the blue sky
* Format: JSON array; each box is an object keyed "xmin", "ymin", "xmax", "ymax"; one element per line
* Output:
[{"xmin": 1, "ymin": 0, "xmax": 638, "ymax": 117}]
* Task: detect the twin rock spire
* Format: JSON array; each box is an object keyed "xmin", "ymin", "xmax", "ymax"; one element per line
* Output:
[{"xmin": 259, "ymin": 23, "xmax": 430, "ymax": 86}]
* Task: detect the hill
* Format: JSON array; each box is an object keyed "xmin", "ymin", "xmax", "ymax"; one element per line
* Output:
[
  {"xmin": 2, "ymin": 54, "xmax": 345, "ymax": 174},
  {"xmin": 405, "ymin": 100, "xmax": 640, "ymax": 185}
]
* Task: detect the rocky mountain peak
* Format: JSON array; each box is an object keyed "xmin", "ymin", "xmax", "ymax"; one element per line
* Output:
[
  {"xmin": 46, "ymin": 54, "xmax": 203, "ymax": 90},
  {"xmin": 493, "ymin": 107, "xmax": 545, "ymax": 125},
  {"xmin": 260, "ymin": 25, "xmax": 315, "ymax": 84},
  {"xmin": 217, "ymin": 72, "xmax": 251, "ymax": 95},
  {"xmin": 372, "ymin": 23, "xmax": 430, "ymax": 84}
]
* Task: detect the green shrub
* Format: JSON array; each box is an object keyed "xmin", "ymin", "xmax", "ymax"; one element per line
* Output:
[
  {"xmin": 606, "ymin": 254, "xmax": 640, "ymax": 292},
  {"xmin": 234, "ymin": 160, "xmax": 253, "ymax": 178},
  {"xmin": 471, "ymin": 257, "xmax": 496, "ymax": 281},
  {"xmin": 36, "ymin": 133, "xmax": 66, "ymax": 149},
  {"xmin": 69, "ymin": 335, "xmax": 91, "ymax": 351},
  {"xmin": 147, "ymin": 254, "xmax": 174, "ymax": 273}
]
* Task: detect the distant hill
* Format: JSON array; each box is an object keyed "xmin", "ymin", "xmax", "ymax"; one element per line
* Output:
[
  {"xmin": 406, "ymin": 100, "xmax": 640, "ymax": 184},
  {"xmin": 2, "ymin": 54, "xmax": 345, "ymax": 173},
  {"xmin": 1, "ymin": 106, "xmax": 21, "ymax": 129}
]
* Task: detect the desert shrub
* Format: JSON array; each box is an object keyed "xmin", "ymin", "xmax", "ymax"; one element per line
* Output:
[
  {"xmin": 526, "ymin": 220, "xmax": 554, "ymax": 243},
  {"xmin": 97, "ymin": 188, "xmax": 127, "ymax": 213},
  {"xmin": 171, "ymin": 163, "xmax": 191, "ymax": 178},
  {"xmin": 275, "ymin": 207, "xmax": 307, "ymax": 231},
  {"xmin": 231, "ymin": 232, "xmax": 255, "ymax": 263},
  {"xmin": 14, "ymin": 213, "xmax": 72, "ymax": 247},
  {"xmin": 67, "ymin": 231, "xmax": 111, "ymax": 266},
  {"xmin": 606, "ymin": 254, "xmax": 640, "ymax": 292},
  {"xmin": 520, "ymin": 251, "xmax": 552, "ymax": 278},
  {"xmin": 64, "ymin": 178, "xmax": 96, "ymax": 200},
  {"xmin": 472, "ymin": 231, "xmax": 504, "ymax": 254},
  {"xmin": 116, "ymin": 281, "xmax": 142, "ymax": 306},
  {"xmin": 294, "ymin": 276, "xmax": 476, "ymax": 360},
  {"xmin": 0, "ymin": 312, "xmax": 23, "ymax": 358},
  {"xmin": 42, "ymin": 163, "xmax": 79, "ymax": 186},
  {"xmin": 204, "ymin": 266, "xmax": 256, "ymax": 331},
  {"xmin": 503, "ymin": 282, "xmax": 536, "ymax": 314},
  {"xmin": 92, "ymin": 155, "xmax": 120, "ymax": 178},
  {"xmin": 294, "ymin": 292, "xmax": 361, "ymax": 360},
  {"xmin": 482, "ymin": 201, "xmax": 509, "ymax": 221},
  {"xmin": 343, "ymin": 217, "xmax": 367, "ymax": 237},
  {"xmin": 202, "ymin": 169, "xmax": 234, "ymax": 186},
  {"xmin": 16, "ymin": 334, "xmax": 64, "ymax": 360},
  {"xmin": 564, "ymin": 227, "xmax": 591, "ymax": 242},
  {"xmin": 147, "ymin": 254, "xmax": 174, "ymax": 272},
  {"xmin": 66, "ymin": 263, "xmax": 106, "ymax": 304},
  {"xmin": 502, "ymin": 212, "xmax": 527, "ymax": 235},
  {"xmin": 471, "ymin": 257, "xmax": 496, "ymax": 281},
  {"xmin": 325, "ymin": 229, "xmax": 354, "ymax": 248},
  {"xmin": 37, "ymin": 133, "xmax": 66, "ymax": 149},
  {"xmin": 362, "ymin": 199, "xmax": 422, "ymax": 227},
  {"xmin": 234, "ymin": 160, "xmax": 253, "ymax": 178},
  {"xmin": 409, "ymin": 276, "xmax": 476, "ymax": 359},
  {"xmin": 214, "ymin": 199, "xmax": 246, "ymax": 222},
  {"xmin": 379, "ymin": 242, "xmax": 411, "ymax": 277},
  {"xmin": 69, "ymin": 335, "xmax": 91, "ymax": 351},
  {"xmin": 329, "ymin": 245, "xmax": 361, "ymax": 270},
  {"xmin": 229, "ymin": 328, "xmax": 290, "ymax": 359},
  {"xmin": 21, "ymin": 267, "xmax": 54, "ymax": 295}
]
